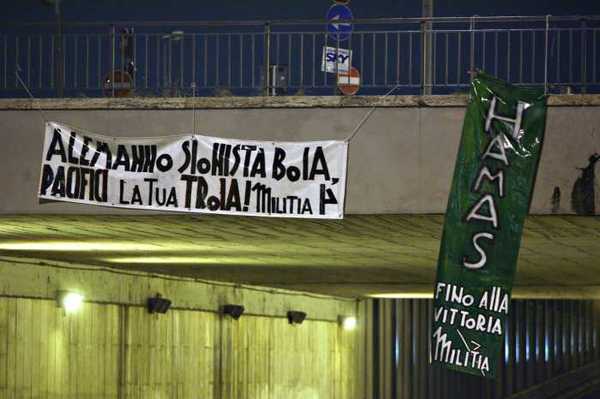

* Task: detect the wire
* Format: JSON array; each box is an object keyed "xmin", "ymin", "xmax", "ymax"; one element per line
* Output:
[
  {"xmin": 15, "ymin": 66, "xmax": 49, "ymax": 123},
  {"xmin": 344, "ymin": 83, "xmax": 401, "ymax": 142},
  {"xmin": 16, "ymin": 62, "xmax": 399, "ymax": 142}
]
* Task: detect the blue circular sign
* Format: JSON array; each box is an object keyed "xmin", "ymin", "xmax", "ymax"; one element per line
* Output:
[{"xmin": 326, "ymin": 4, "xmax": 353, "ymax": 42}]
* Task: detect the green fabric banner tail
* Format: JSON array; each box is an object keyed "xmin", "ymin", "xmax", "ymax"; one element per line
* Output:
[{"xmin": 430, "ymin": 72, "xmax": 547, "ymax": 378}]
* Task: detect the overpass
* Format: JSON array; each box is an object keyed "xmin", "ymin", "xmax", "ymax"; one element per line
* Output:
[{"xmin": 0, "ymin": 93, "xmax": 598, "ymax": 398}]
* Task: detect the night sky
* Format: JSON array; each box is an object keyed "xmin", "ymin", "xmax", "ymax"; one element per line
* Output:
[{"xmin": 2, "ymin": 0, "xmax": 599, "ymax": 23}]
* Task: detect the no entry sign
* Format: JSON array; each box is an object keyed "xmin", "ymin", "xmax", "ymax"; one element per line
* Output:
[{"xmin": 337, "ymin": 67, "xmax": 360, "ymax": 95}]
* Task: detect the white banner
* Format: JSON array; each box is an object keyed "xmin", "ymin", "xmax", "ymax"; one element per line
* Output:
[
  {"xmin": 321, "ymin": 46, "xmax": 352, "ymax": 73},
  {"xmin": 39, "ymin": 122, "xmax": 348, "ymax": 219}
]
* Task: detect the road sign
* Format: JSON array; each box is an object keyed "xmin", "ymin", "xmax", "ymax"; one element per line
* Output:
[
  {"xmin": 327, "ymin": 4, "xmax": 353, "ymax": 42},
  {"xmin": 337, "ymin": 67, "xmax": 360, "ymax": 95},
  {"xmin": 321, "ymin": 46, "xmax": 352, "ymax": 73}
]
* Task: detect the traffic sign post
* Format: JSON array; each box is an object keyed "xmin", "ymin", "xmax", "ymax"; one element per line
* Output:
[
  {"xmin": 337, "ymin": 67, "xmax": 360, "ymax": 95},
  {"xmin": 326, "ymin": 4, "xmax": 353, "ymax": 42}
]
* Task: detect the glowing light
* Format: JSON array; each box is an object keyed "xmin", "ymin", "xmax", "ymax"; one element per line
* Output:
[
  {"xmin": 368, "ymin": 292, "xmax": 433, "ymax": 299},
  {"xmin": 0, "ymin": 240, "xmax": 289, "ymax": 254},
  {"xmin": 0, "ymin": 241, "xmax": 164, "ymax": 251},
  {"xmin": 102, "ymin": 256, "xmax": 308, "ymax": 266},
  {"xmin": 340, "ymin": 316, "xmax": 357, "ymax": 331},
  {"xmin": 104, "ymin": 256, "xmax": 242, "ymax": 264},
  {"xmin": 505, "ymin": 333, "xmax": 510, "ymax": 364},
  {"xmin": 58, "ymin": 292, "xmax": 84, "ymax": 313}
]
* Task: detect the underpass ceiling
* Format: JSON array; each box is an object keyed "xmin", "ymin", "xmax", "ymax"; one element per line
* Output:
[{"xmin": 0, "ymin": 214, "xmax": 598, "ymax": 297}]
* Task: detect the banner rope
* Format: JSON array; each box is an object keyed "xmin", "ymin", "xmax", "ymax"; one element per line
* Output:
[
  {"xmin": 17, "ymin": 66, "xmax": 400, "ymax": 142},
  {"xmin": 15, "ymin": 66, "xmax": 49, "ymax": 123},
  {"xmin": 344, "ymin": 83, "xmax": 401, "ymax": 143}
]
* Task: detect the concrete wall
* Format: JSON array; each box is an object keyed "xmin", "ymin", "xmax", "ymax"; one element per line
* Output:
[
  {"xmin": 0, "ymin": 257, "xmax": 361, "ymax": 399},
  {"xmin": 0, "ymin": 96, "xmax": 599, "ymax": 215}
]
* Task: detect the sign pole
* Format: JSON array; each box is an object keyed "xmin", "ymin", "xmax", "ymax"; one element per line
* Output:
[
  {"xmin": 334, "ymin": 36, "xmax": 340, "ymax": 95},
  {"xmin": 263, "ymin": 22, "xmax": 271, "ymax": 96}
]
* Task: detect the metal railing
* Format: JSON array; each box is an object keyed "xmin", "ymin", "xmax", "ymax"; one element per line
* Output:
[
  {"xmin": 1, "ymin": 15, "xmax": 600, "ymax": 98},
  {"xmin": 367, "ymin": 298, "xmax": 600, "ymax": 399}
]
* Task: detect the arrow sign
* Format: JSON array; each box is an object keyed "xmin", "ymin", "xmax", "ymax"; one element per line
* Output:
[{"xmin": 327, "ymin": 4, "xmax": 353, "ymax": 42}]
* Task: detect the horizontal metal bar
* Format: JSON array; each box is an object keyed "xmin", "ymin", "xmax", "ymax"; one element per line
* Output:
[
  {"xmin": 22, "ymin": 27, "xmax": 597, "ymax": 38},
  {"xmin": 5, "ymin": 15, "xmax": 600, "ymax": 28}
]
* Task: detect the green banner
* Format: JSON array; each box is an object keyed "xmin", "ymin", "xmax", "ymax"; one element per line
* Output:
[{"xmin": 430, "ymin": 72, "xmax": 547, "ymax": 378}]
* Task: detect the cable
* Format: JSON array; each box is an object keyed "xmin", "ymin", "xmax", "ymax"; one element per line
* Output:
[
  {"xmin": 344, "ymin": 83, "xmax": 401, "ymax": 142},
  {"xmin": 16, "ymin": 62, "xmax": 399, "ymax": 143},
  {"xmin": 15, "ymin": 66, "xmax": 49, "ymax": 123}
]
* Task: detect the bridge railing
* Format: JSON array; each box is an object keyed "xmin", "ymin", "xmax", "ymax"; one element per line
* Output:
[{"xmin": 1, "ymin": 15, "xmax": 599, "ymax": 98}]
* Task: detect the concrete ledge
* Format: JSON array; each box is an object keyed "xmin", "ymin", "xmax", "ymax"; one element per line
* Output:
[
  {"xmin": 0, "ymin": 256, "xmax": 357, "ymax": 322},
  {"xmin": 0, "ymin": 95, "xmax": 468, "ymax": 110},
  {"xmin": 548, "ymin": 94, "xmax": 600, "ymax": 106},
  {"xmin": 1, "ymin": 94, "xmax": 598, "ymax": 110}
]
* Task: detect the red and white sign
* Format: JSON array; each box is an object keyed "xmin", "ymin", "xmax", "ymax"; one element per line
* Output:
[{"xmin": 337, "ymin": 67, "xmax": 360, "ymax": 95}]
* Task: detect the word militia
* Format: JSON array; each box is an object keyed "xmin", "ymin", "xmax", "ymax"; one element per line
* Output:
[{"xmin": 462, "ymin": 96, "xmax": 529, "ymax": 270}]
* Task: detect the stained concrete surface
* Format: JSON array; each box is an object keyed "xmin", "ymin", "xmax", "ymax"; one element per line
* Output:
[
  {"xmin": 1, "ymin": 96, "xmax": 599, "ymax": 215},
  {"xmin": 0, "ymin": 214, "xmax": 598, "ymax": 297}
]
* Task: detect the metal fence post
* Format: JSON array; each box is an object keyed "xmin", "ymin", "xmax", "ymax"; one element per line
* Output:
[
  {"xmin": 55, "ymin": 0, "xmax": 64, "ymax": 97},
  {"xmin": 420, "ymin": 0, "xmax": 434, "ymax": 94},
  {"xmin": 470, "ymin": 15, "xmax": 476, "ymax": 82},
  {"xmin": 111, "ymin": 25, "xmax": 116, "ymax": 97},
  {"xmin": 191, "ymin": 81, "xmax": 196, "ymax": 134},
  {"xmin": 581, "ymin": 17, "xmax": 588, "ymax": 93},
  {"xmin": 544, "ymin": 15, "xmax": 550, "ymax": 94},
  {"xmin": 420, "ymin": 24, "xmax": 432, "ymax": 94},
  {"xmin": 263, "ymin": 22, "xmax": 271, "ymax": 96}
]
